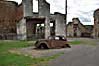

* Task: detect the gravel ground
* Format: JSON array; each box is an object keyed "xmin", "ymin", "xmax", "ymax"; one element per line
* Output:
[
  {"xmin": 18, "ymin": 46, "xmax": 71, "ymax": 58},
  {"xmin": 48, "ymin": 38, "xmax": 98, "ymax": 66},
  {"xmin": 9, "ymin": 38, "xmax": 98, "ymax": 66}
]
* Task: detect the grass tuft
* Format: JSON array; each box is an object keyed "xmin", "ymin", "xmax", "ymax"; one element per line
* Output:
[
  {"xmin": 68, "ymin": 40, "xmax": 81, "ymax": 45},
  {"xmin": 0, "ymin": 41, "xmax": 33, "ymax": 52},
  {"xmin": 68, "ymin": 40, "xmax": 97, "ymax": 46}
]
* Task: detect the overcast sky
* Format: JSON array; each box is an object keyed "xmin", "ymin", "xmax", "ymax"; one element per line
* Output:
[{"xmin": 8, "ymin": 0, "xmax": 99, "ymax": 25}]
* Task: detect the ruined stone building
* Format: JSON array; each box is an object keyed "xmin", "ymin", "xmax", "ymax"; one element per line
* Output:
[
  {"xmin": 93, "ymin": 8, "xmax": 99, "ymax": 38},
  {"xmin": 0, "ymin": 0, "xmax": 66, "ymax": 40},
  {"xmin": 67, "ymin": 18, "xmax": 92, "ymax": 37},
  {"xmin": 0, "ymin": 1, "xmax": 18, "ymax": 39}
]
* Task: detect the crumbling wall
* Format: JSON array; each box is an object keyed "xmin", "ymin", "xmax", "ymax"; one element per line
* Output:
[
  {"xmin": 93, "ymin": 9, "xmax": 99, "ymax": 38},
  {"xmin": 0, "ymin": 1, "xmax": 18, "ymax": 34},
  {"xmin": 22, "ymin": 0, "xmax": 33, "ymax": 17},
  {"xmin": 16, "ymin": 4, "xmax": 23, "ymax": 21},
  {"xmin": 38, "ymin": 0, "xmax": 50, "ymax": 38},
  {"xmin": 55, "ymin": 12, "xmax": 66, "ymax": 37},
  {"xmin": 67, "ymin": 22, "xmax": 74, "ymax": 37},
  {"xmin": 67, "ymin": 18, "xmax": 91, "ymax": 37}
]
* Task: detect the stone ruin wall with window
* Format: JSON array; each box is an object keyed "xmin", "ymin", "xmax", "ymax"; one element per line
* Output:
[
  {"xmin": 0, "ymin": 0, "xmax": 67, "ymax": 40},
  {"xmin": 67, "ymin": 18, "xmax": 92, "ymax": 37}
]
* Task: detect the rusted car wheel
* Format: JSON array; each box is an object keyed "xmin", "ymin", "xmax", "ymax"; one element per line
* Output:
[
  {"xmin": 39, "ymin": 43, "xmax": 48, "ymax": 49},
  {"xmin": 66, "ymin": 44, "xmax": 71, "ymax": 48}
]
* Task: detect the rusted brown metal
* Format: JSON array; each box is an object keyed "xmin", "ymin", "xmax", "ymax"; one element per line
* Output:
[{"xmin": 35, "ymin": 36, "xmax": 71, "ymax": 49}]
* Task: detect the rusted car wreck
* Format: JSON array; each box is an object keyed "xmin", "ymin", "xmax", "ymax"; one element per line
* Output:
[{"xmin": 35, "ymin": 36, "xmax": 71, "ymax": 49}]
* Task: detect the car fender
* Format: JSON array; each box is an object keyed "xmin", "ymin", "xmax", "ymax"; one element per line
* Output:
[{"xmin": 37, "ymin": 41, "xmax": 50, "ymax": 48}]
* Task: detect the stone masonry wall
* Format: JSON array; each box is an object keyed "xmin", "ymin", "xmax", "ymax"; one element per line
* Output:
[
  {"xmin": 55, "ymin": 12, "xmax": 66, "ymax": 37},
  {"xmin": 22, "ymin": 0, "xmax": 33, "ymax": 17},
  {"xmin": 16, "ymin": 4, "xmax": 23, "ymax": 21},
  {"xmin": 38, "ymin": 0, "xmax": 50, "ymax": 38},
  {"xmin": 0, "ymin": 1, "xmax": 18, "ymax": 34},
  {"xmin": 93, "ymin": 9, "xmax": 99, "ymax": 38}
]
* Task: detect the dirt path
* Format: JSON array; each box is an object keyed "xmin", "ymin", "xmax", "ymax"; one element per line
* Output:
[{"xmin": 8, "ymin": 46, "xmax": 71, "ymax": 58}]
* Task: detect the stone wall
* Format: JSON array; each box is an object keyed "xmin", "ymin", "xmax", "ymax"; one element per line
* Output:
[
  {"xmin": 22, "ymin": 0, "xmax": 33, "ymax": 17},
  {"xmin": 67, "ymin": 18, "xmax": 91, "ymax": 37},
  {"xmin": 16, "ymin": 4, "xmax": 23, "ymax": 21},
  {"xmin": 16, "ymin": 19, "xmax": 26, "ymax": 40},
  {"xmin": 38, "ymin": 0, "xmax": 50, "ymax": 39},
  {"xmin": 16, "ymin": 0, "xmax": 34, "ymax": 40},
  {"xmin": 93, "ymin": 9, "xmax": 99, "ymax": 38},
  {"xmin": 0, "ymin": 1, "xmax": 18, "ymax": 34},
  {"xmin": 73, "ymin": 18, "xmax": 89, "ymax": 33},
  {"xmin": 67, "ymin": 22, "xmax": 74, "ymax": 37},
  {"xmin": 55, "ymin": 12, "xmax": 66, "ymax": 37},
  {"xmin": 0, "ymin": 0, "xmax": 67, "ymax": 40}
]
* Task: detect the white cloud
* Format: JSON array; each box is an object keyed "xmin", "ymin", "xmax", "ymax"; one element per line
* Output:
[
  {"xmin": 67, "ymin": 0, "xmax": 99, "ymax": 24},
  {"xmin": 8, "ymin": 0, "xmax": 99, "ymax": 25},
  {"xmin": 48, "ymin": 0, "xmax": 99, "ymax": 25},
  {"xmin": 47, "ymin": 0, "xmax": 65, "ymax": 14}
]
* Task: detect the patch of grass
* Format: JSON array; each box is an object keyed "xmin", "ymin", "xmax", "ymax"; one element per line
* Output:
[
  {"xmin": 68, "ymin": 40, "xmax": 97, "ymax": 46},
  {"xmin": 0, "ymin": 41, "xmax": 34, "ymax": 52},
  {"xmin": 0, "ymin": 52, "xmax": 64, "ymax": 66},
  {"xmin": 0, "ymin": 40, "xmax": 64, "ymax": 66},
  {"xmin": 80, "ymin": 40, "xmax": 97, "ymax": 46},
  {"xmin": 0, "ymin": 53, "xmax": 34, "ymax": 66},
  {"xmin": 68, "ymin": 40, "xmax": 81, "ymax": 45}
]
